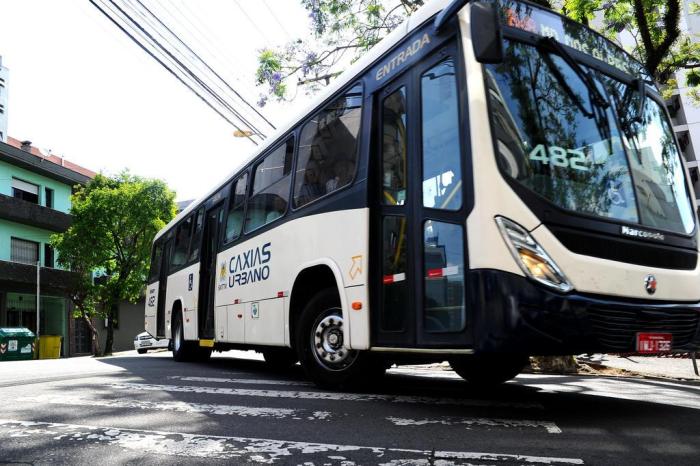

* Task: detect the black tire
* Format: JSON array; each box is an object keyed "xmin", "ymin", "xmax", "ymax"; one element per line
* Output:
[
  {"xmin": 449, "ymin": 354, "xmax": 529, "ymax": 387},
  {"xmin": 137, "ymin": 348, "xmax": 147, "ymax": 354},
  {"xmin": 295, "ymin": 288, "xmax": 384, "ymax": 389},
  {"xmin": 195, "ymin": 347, "xmax": 213, "ymax": 362},
  {"xmin": 263, "ymin": 348, "xmax": 298, "ymax": 370},
  {"xmin": 172, "ymin": 311, "xmax": 195, "ymax": 362}
]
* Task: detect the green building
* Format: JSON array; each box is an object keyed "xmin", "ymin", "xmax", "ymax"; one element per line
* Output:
[{"xmin": 0, "ymin": 137, "xmax": 95, "ymax": 356}]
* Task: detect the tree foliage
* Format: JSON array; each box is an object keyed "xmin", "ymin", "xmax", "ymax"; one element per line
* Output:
[
  {"xmin": 52, "ymin": 172, "xmax": 175, "ymax": 356},
  {"xmin": 256, "ymin": 0, "xmax": 700, "ymax": 103},
  {"xmin": 255, "ymin": 0, "xmax": 423, "ymax": 106},
  {"xmin": 557, "ymin": 0, "xmax": 700, "ymax": 98}
]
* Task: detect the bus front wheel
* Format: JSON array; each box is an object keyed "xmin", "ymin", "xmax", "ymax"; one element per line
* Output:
[
  {"xmin": 449, "ymin": 354, "xmax": 529, "ymax": 387},
  {"xmin": 296, "ymin": 288, "xmax": 383, "ymax": 389}
]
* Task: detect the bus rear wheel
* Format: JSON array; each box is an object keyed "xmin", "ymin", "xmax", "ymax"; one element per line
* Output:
[
  {"xmin": 449, "ymin": 354, "xmax": 529, "ymax": 387},
  {"xmin": 296, "ymin": 288, "xmax": 383, "ymax": 389},
  {"xmin": 172, "ymin": 312, "xmax": 202, "ymax": 362}
]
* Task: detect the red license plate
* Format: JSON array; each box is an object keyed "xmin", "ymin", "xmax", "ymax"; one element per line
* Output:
[{"xmin": 636, "ymin": 333, "xmax": 672, "ymax": 353}]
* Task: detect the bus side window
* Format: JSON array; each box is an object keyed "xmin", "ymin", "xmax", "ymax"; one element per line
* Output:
[
  {"xmin": 188, "ymin": 208, "xmax": 204, "ymax": 262},
  {"xmin": 294, "ymin": 83, "xmax": 362, "ymax": 208},
  {"xmin": 149, "ymin": 242, "xmax": 162, "ymax": 282},
  {"xmin": 171, "ymin": 216, "xmax": 193, "ymax": 269},
  {"xmin": 224, "ymin": 174, "xmax": 248, "ymax": 243},
  {"xmin": 245, "ymin": 138, "xmax": 294, "ymax": 233}
]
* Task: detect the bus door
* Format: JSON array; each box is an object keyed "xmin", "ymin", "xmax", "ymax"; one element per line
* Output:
[
  {"xmin": 198, "ymin": 204, "xmax": 223, "ymax": 340},
  {"xmin": 156, "ymin": 239, "xmax": 172, "ymax": 337},
  {"xmin": 372, "ymin": 43, "xmax": 471, "ymax": 348}
]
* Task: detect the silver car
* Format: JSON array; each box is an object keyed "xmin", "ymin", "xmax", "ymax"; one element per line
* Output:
[{"xmin": 134, "ymin": 332, "xmax": 170, "ymax": 354}]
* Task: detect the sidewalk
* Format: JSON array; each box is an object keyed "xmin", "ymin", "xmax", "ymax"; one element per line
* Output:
[{"xmin": 579, "ymin": 354, "xmax": 700, "ymax": 382}]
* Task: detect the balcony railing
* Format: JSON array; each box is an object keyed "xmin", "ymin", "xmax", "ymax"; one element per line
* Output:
[
  {"xmin": 0, "ymin": 260, "xmax": 79, "ymax": 294},
  {"xmin": 0, "ymin": 193, "xmax": 71, "ymax": 232}
]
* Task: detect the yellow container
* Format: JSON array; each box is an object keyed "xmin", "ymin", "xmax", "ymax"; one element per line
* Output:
[{"xmin": 39, "ymin": 335, "xmax": 62, "ymax": 359}]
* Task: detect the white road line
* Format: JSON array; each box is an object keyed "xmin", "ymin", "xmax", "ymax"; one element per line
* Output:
[
  {"xmin": 0, "ymin": 419, "xmax": 584, "ymax": 464},
  {"xmin": 168, "ymin": 376, "xmax": 313, "ymax": 386},
  {"xmin": 387, "ymin": 416, "xmax": 562, "ymax": 434},
  {"xmin": 16, "ymin": 395, "xmax": 331, "ymax": 421},
  {"xmin": 111, "ymin": 382, "xmax": 544, "ymax": 409},
  {"xmin": 516, "ymin": 377, "xmax": 700, "ymax": 411}
]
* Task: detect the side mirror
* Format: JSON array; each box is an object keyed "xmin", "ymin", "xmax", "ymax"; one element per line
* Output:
[{"xmin": 471, "ymin": 2, "xmax": 503, "ymax": 64}]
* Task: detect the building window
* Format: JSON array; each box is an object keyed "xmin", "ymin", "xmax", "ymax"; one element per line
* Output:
[
  {"xmin": 44, "ymin": 244, "xmax": 55, "ymax": 268},
  {"xmin": 12, "ymin": 178, "xmax": 40, "ymax": 204},
  {"xmin": 11, "ymin": 237, "xmax": 39, "ymax": 265},
  {"xmin": 45, "ymin": 188, "xmax": 54, "ymax": 208},
  {"xmin": 0, "ymin": 104, "xmax": 4, "ymax": 114}
]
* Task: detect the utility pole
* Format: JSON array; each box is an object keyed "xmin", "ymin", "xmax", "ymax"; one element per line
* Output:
[{"xmin": 36, "ymin": 260, "xmax": 40, "ymax": 357}]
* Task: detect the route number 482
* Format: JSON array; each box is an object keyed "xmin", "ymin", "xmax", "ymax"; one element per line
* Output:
[{"xmin": 529, "ymin": 144, "xmax": 589, "ymax": 172}]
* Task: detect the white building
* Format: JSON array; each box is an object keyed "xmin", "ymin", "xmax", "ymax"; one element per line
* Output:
[
  {"xmin": 0, "ymin": 56, "xmax": 8, "ymax": 142},
  {"xmin": 667, "ymin": 3, "xmax": 700, "ymax": 209}
]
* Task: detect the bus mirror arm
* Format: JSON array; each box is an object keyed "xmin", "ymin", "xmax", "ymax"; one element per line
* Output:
[
  {"xmin": 470, "ymin": 2, "xmax": 504, "ymax": 64},
  {"xmin": 434, "ymin": 0, "xmax": 471, "ymax": 34}
]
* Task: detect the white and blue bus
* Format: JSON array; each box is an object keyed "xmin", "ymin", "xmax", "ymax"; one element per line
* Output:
[{"xmin": 145, "ymin": 0, "xmax": 700, "ymax": 388}]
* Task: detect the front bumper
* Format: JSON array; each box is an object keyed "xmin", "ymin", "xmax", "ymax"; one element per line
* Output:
[{"xmin": 469, "ymin": 270, "xmax": 700, "ymax": 355}]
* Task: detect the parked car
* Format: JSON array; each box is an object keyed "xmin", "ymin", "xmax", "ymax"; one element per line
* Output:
[{"xmin": 134, "ymin": 332, "xmax": 169, "ymax": 354}]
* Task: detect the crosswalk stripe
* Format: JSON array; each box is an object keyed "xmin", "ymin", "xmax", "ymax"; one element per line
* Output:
[
  {"xmin": 168, "ymin": 375, "xmax": 313, "ymax": 386},
  {"xmin": 111, "ymin": 382, "xmax": 544, "ymax": 409},
  {"xmin": 16, "ymin": 395, "xmax": 331, "ymax": 421},
  {"xmin": 387, "ymin": 415, "xmax": 562, "ymax": 434},
  {"xmin": 0, "ymin": 419, "xmax": 584, "ymax": 464}
]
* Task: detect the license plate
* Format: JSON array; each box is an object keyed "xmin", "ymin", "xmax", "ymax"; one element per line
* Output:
[
  {"xmin": 636, "ymin": 333, "xmax": 672, "ymax": 353},
  {"xmin": 141, "ymin": 342, "xmax": 152, "ymax": 347}
]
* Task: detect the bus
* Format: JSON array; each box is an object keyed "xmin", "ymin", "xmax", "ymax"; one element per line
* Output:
[{"xmin": 145, "ymin": 0, "xmax": 700, "ymax": 388}]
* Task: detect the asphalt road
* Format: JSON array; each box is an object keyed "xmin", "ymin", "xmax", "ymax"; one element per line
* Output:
[{"xmin": 0, "ymin": 350, "xmax": 699, "ymax": 465}]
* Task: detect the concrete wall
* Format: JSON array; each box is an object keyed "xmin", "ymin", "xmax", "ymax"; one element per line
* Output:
[
  {"xmin": 96, "ymin": 298, "xmax": 146, "ymax": 353},
  {"xmin": 0, "ymin": 159, "xmax": 72, "ymax": 213},
  {"xmin": 0, "ymin": 219, "xmax": 63, "ymax": 268},
  {"xmin": 0, "ymin": 59, "xmax": 7, "ymax": 142}
]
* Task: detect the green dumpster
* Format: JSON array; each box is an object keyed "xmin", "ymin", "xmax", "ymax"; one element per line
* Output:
[{"xmin": 0, "ymin": 328, "xmax": 36, "ymax": 361}]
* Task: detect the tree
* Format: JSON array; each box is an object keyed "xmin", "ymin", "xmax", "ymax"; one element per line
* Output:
[
  {"xmin": 52, "ymin": 173, "xmax": 176, "ymax": 356},
  {"xmin": 255, "ymin": 0, "xmax": 423, "ymax": 106},
  {"xmin": 256, "ymin": 0, "xmax": 699, "ymax": 104}
]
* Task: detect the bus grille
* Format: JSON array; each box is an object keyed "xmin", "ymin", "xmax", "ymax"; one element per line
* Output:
[{"xmin": 585, "ymin": 307, "xmax": 700, "ymax": 351}]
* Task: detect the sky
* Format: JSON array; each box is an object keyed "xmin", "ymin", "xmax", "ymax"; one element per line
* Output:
[{"xmin": 0, "ymin": 0, "xmax": 314, "ymax": 202}]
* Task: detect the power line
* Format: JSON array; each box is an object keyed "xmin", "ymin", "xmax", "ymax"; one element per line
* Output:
[
  {"xmin": 106, "ymin": 0, "xmax": 265, "ymax": 142},
  {"xmin": 233, "ymin": 0, "xmax": 272, "ymax": 44},
  {"xmin": 261, "ymin": 0, "xmax": 293, "ymax": 40},
  {"xmin": 91, "ymin": 0, "xmax": 277, "ymax": 144},
  {"xmin": 90, "ymin": 0, "xmax": 257, "ymax": 145},
  {"xmin": 133, "ymin": 0, "xmax": 276, "ymax": 131}
]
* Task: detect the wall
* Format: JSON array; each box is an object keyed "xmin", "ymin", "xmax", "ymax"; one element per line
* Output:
[
  {"xmin": 0, "ymin": 219, "xmax": 62, "ymax": 268},
  {"xmin": 0, "ymin": 159, "xmax": 73, "ymax": 213},
  {"xmin": 95, "ymin": 298, "xmax": 146, "ymax": 352},
  {"xmin": 0, "ymin": 61, "xmax": 7, "ymax": 142}
]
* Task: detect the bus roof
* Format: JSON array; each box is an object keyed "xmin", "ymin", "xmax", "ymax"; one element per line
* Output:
[{"xmin": 154, "ymin": 0, "xmax": 451, "ymax": 242}]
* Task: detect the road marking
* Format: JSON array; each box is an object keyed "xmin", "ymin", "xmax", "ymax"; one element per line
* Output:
[
  {"xmin": 516, "ymin": 376, "xmax": 700, "ymax": 411},
  {"xmin": 168, "ymin": 376, "xmax": 313, "ymax": 386},
  {"xmin": 16, "ymin": 395, "xmax": 331, "ymax": 421},
  {"xmin": 0, "ymin": 419, "xmax": 584, "ymax": 464},
  {"xmin": 111, "ymin": 382, "xmax": 543, "ymax": 409},
  {"xmin": 387, "ymin": 415, "xmax": 562, "ymax": 434}
]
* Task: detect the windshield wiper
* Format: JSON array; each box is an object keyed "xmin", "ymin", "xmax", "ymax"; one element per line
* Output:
[
  {"xmin": 538, "ymin": 37, "xmax": 609, "ymax": 110},
  {"xmin": 536, "ymin": 37, "xmax": 612, "ymax": 145},
  {"xmin": 621, "ymin": 78, "xmax": 646, "ymax": 124}
]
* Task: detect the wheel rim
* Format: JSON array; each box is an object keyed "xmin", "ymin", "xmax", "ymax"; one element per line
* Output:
[
  {"xmin": 310, "ymin": 310, "xmax": 357, "ymax": 371},
  {"xmin": 174, "ymin": 321, "xmax": 182, "ymax": 352}
]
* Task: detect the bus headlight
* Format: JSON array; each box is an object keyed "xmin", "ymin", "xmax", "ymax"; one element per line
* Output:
[{"xmin": 495, "ymin": 216, "xmax": 573, "ymax": 293}]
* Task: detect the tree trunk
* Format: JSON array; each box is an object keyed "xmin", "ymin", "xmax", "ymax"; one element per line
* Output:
[
  {"xmin": 82, "ymin": 313, "xmax": 102, "ymax": 357},
  {"xmin": 530, "ymin": 355, "xmax": 578, "ymax": 373},
  {"xmin": 104, "ymin": 310, "xmax": 114, "ymax": 356}
]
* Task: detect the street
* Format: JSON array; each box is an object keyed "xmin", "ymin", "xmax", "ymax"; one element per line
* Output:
[{"xmin": 0, "ymin": 351, "xmax": 699, "ymax": 465}]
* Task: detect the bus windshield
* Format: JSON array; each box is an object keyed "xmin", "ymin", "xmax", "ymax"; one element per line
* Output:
[{"xmin": 485, "ymin": 39, "xmax": 695, "ymax": 235}]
